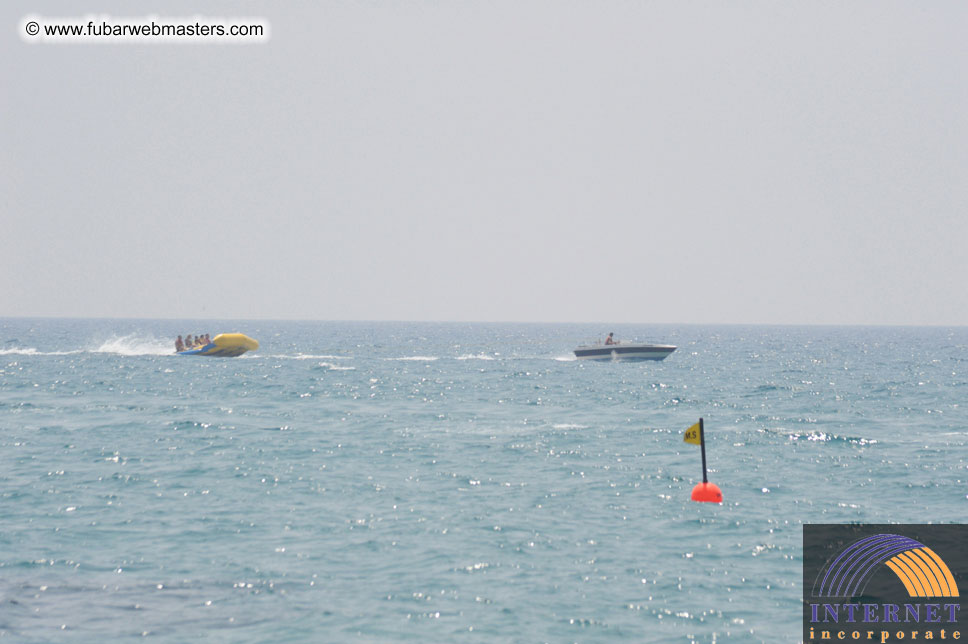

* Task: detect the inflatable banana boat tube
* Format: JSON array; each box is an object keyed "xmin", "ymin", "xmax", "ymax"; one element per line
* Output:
[{"xmin": 177, "ymin": 333, "xmax": 259, "ymax": 357}]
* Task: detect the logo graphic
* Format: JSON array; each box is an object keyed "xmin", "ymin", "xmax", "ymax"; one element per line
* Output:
[
  {"xmin": 803, "ymin": 525, "xmax": 965, "ymax": 643},
  {"xmin": 814, "ymin": 533, "xmax": 960, "ymax": 599}
]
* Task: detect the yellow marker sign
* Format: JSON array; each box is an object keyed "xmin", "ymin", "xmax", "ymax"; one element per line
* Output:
[{"xmin": 684, "ymin": 422, "xmax": 701, "ymax": 445}]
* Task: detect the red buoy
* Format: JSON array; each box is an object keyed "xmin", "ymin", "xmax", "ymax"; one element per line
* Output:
[{"xmin": 691, "ymin": 482, "xmax": 723, "ymax": 503}]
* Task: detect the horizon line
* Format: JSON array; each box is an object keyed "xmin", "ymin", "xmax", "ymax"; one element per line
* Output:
[{"xmin": 0, "ymin": 315, "xmax": 965, "ymax": 330}]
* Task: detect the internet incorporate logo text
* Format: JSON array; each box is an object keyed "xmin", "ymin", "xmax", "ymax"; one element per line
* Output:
[{"xmin": 804, "ymin": 525, "xmax": 965, "ymax": 643}]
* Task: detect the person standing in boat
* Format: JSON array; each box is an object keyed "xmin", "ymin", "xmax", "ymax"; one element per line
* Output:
[
  {"xmin": 175, "ymin": 335, "xmax": 185, "ymax": 352},
  {"xmin": 605, "ymin": 332, "xmax": 617, "ymax": 345}
]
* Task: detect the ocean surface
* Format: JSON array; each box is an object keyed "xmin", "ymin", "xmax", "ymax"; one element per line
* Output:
[{"xmin": 1, "ymin": 319, "xmax": 966, "ymax": 643}]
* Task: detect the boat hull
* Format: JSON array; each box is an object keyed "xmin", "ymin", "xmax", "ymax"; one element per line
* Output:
[
  {"xmin": 574, "ymin": 344, "xmax": 676, "ymax": 361},
  {"xmin": 177, "ymin": 333, "xmax": 259, "ymax": 357}
]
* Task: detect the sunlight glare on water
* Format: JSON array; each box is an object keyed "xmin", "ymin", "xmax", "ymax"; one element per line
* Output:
[{"xmin": 1, "ymin": 320, "xmax": 966, "ymax": 642}]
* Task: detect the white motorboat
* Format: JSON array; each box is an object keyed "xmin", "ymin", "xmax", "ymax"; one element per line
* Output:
[{"xmin": 573, "ymin": 343, "xmax": 676, "ymax": 361}]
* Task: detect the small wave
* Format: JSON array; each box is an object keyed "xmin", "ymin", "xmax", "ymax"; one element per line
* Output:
[
  {"xmin": 552, "ymin": 423, "xmax": 589, "ymax": 430},
  {"xmin": 316, "ymin": 362, "xmax": 356, "ymax": 371},
  {"xmin": 755, "ymin": 384, "xmax": 782, "ymax": 392},
  {"xmin": 267, "ymin": 354, "xmax": 351, "ymax": 360},
  {"xmin": 456, "ymin": 353, "xmax": 495, "ymax": 361},
  {"xmin": 387, "ymin": 356, "xmax": 438, "ymax": 361},
  {"xmin": 92, "ymin": 335, "xmax": 173, "ymax": 356},
  {"xmin": 297, "ymin": 354, "xmax": 348, "ymax": 360}
]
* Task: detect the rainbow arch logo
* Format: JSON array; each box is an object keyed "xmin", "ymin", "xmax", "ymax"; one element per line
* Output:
[{"xmin": 814, "ymin": 533, "xmax": 960, "ymax": 598}]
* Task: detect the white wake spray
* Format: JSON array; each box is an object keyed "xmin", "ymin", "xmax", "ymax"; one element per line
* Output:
[{"xmin": 91, "ymin": 334, "xmax": 174, "ymax": 356}]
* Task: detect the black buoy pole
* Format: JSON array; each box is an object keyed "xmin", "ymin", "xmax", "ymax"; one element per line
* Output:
[
  {"xmin": 699, "ymin": 417, "xmax": 708, "ymax": 483},
  {"xmin": 690, "ymin": 417, "xmax": 721, "ymax": 503}
]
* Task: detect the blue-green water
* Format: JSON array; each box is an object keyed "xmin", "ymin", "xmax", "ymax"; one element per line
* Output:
[{"xmin": 1, "ymin": 320, "xmax": 966, "ymax": 642}]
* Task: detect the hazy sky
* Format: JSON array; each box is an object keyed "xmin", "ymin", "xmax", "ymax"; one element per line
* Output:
[{"xmin": 3, "ymin": 1, "xmax": 966, "ymax": 325}]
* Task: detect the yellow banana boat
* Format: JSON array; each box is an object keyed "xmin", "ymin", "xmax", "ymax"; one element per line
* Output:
[{"xmin": 177, "ymin": 333, "xmax": 259, "ymax": 357}]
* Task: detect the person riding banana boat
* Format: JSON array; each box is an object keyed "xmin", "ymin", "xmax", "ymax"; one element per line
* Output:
[{"xmin": 174, "ymin": 333, "xmax": 259, "ymax": 357}]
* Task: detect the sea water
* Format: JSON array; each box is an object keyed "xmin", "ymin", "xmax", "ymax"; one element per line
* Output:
[{"xmin": 1, "ymin": 319, "xmax": 966, "ymax": 643}]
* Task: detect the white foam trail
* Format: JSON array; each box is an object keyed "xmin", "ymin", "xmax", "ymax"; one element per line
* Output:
[
  {"xmin": 552, "ymin": 423, "xmax": 588, "ymax": 430},
  {"xmin": 0, "ymin": 347, "xmax": 83, "ymax": 356},
  {"xmin": 554, "ymin": 355, "xmax": 577, "ymax": 361},
  {"xmin": 92, "ymin": 334, "xmax": 173, "ymax": 356},
  {"xmin": 0, "ymin": 347, "xmax": 40, "ymax": 355},
  {"xmin": 456, "ymin": 353, "xmax": 495, "ymax": 361}
]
